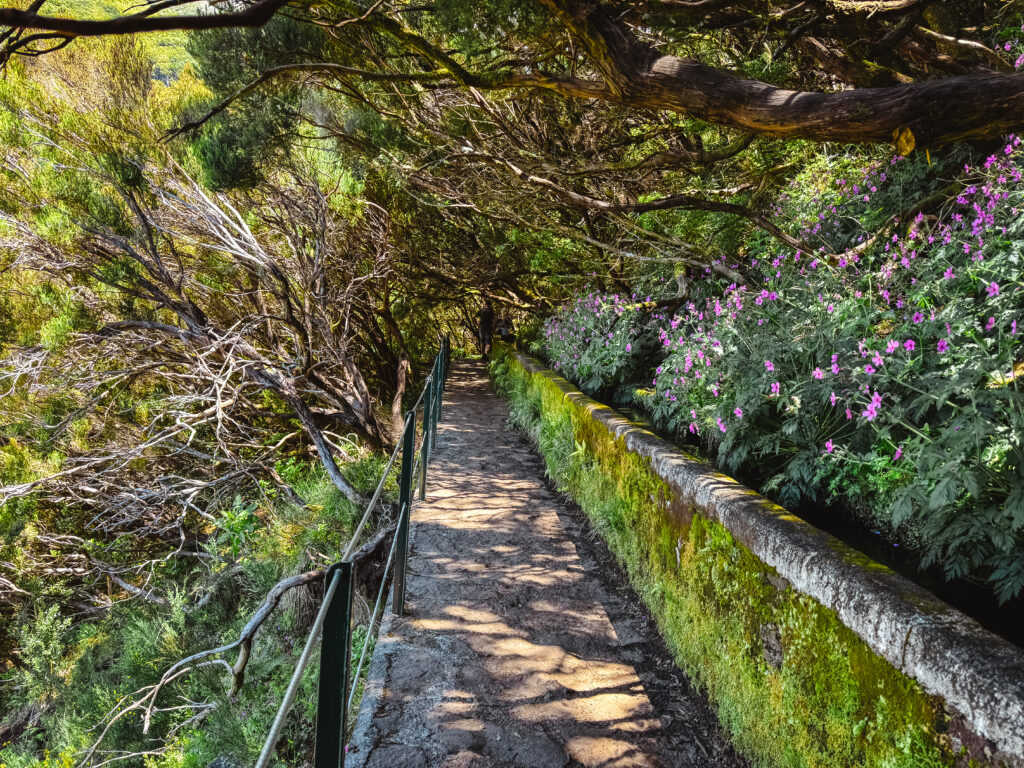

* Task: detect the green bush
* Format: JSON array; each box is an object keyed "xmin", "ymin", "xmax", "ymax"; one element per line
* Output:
[
  {"xmin": 0, "ymin": 455, "xmax": 396, "ymax": 768},
  {"xmin": 539, "ymin": 140, "xmax": 1024, "ymax": 601}
]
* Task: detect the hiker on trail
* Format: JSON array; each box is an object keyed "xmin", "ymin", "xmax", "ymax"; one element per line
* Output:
[
  {"xmin": 496, "ymin": 313, "xmax": 515, "ymax": 343},
  {"xmin": 475, "ymin": 300, "xmax": 495, "ymax": 360}
]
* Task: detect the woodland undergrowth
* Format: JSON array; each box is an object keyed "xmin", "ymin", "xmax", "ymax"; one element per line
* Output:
[{"xmin": 0, "ymin": 454, "xmax": 396, "ymax": 768}]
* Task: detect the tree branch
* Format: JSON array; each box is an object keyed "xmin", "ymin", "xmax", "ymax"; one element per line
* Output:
[
  {"xmin": 535, "ymin": 0, "xmax": 1024, "ymax": 147},
  {"xmin": 0, "ymin": 0, "xmax": 291, "ymax": 37},
  {"xmin": 164, "ymin": 63, "xmax": 449, "ymax": 141},
  {"xmin": 485, "ymin": 154, "xmax": 812, "ymax": 254}
]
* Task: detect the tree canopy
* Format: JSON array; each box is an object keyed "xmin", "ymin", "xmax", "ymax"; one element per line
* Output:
[{"xmin": 3, "ymin": 2, "xmax": 1024, "ymax": 766}]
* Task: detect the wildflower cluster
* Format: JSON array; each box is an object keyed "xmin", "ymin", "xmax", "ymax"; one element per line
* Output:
[
  {"xmin": 542, "ymin": 137, "xmax": 1024, "ymax": 601},
  {"xmin": 543, "ymin": 290, "xmax": 665, "ymax": 399}
]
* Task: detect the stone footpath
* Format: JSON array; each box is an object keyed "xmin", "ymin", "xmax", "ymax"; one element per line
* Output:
[{"xmin": 347, "ymin": 361, "xmax": 744, "ymax": 768}]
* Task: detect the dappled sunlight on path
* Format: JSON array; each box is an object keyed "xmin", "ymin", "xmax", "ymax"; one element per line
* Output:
[{"xmin": 347, "ymin": 361, "xmax": 707, "ymax": 768}]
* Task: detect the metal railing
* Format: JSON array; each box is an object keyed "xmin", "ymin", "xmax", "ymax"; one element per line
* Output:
[{"xmin": 255, "ymin": 336, "xmax": 450, "ymax": 768}]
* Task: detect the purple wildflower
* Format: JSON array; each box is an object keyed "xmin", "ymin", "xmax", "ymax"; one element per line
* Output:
[{"xmin": 862, "ymin": 390, "xmax": 883, "ymax": 421}]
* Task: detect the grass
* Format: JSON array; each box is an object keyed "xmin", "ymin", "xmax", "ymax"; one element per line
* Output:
[{"xmin": 0, "ymin": 453, "xmax": 398, "ymax": 768}]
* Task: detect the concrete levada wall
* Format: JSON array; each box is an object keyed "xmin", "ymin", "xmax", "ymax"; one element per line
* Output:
[{"xmin": 493, "ymin": 347, "xmax": 1024, "ymax": 768}]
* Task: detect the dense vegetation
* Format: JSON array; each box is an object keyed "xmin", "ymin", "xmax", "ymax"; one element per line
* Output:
[
  {"xmin": 1, "ymin": 0, "xmax": 1023, "ymax": 766},
  {"xmin": 0, "ymin": 34, "xmax": 422, "ymax": 768},
  {"xmin": 539, "ymin": 141, "xmax": 1024, "ymax": 602}
]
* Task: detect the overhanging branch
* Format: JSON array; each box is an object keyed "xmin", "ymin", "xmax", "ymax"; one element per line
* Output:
[{"xmin": 0, "ymin": 0, "xmax": 292, "ymax": 36}]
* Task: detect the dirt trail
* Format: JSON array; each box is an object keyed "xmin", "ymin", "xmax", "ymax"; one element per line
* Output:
[{"xmin": 347, "ymin": 361, "xmax": 746, "ymax": 768}]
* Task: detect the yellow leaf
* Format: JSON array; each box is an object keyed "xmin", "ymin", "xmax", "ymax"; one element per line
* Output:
[{"xmin": 892, "ymin": 126, "xmax": 915, "ymax": 156}]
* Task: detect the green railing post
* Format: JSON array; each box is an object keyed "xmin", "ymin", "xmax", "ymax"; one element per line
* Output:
[
  {"xmin": 393, "ymin": 411, "xmax": 415, "ymax": 616},
  {"xmin": 436, "ymin": 354, "xmax": 444, "ymax": 450},
  {"xmin": 314, "ymin": 562, "xmax": 354, "ymax": 768},
  {"xmin": 419, "ymin": 376, "xmax": 431, "ymax": 501},
  {"xmin": 259, "ymin": 338, "xmax": 455, "ymax": 765},
  {"xmin": 445, "ymin": 336, "xmax": 450, "ymax": 384},
  {"xmin": 437, "ymin": 343, "xmax": 446, "ymax": 421}
]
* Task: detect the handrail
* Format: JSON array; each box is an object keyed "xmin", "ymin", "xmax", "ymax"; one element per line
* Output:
[
  {"xmin": 255, "ymin": 335, "xmax": 451, "ymax": 768},
  {"xmin": 255, "ymin": 567, "xmax": 343, "ymax": 768}
]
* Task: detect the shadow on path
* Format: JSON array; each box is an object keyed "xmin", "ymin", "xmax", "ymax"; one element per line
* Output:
[{"xmin": 347, "ymin": 361, "xmax": 747, "ymax": 768}]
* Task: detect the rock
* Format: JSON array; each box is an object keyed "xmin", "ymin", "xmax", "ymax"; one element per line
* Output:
[{"xmin": 760, "ymin": 623, "xmax": 783, "ymax": 669}]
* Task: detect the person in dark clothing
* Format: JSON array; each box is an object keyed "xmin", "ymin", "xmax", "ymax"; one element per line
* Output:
[
  {"xmin": 496, "ymin": 313, "xmax": 515, "ymax": 343},
  {"xmin": 475, "ymin": 300, "xmax": 495, "ymax": 360}
]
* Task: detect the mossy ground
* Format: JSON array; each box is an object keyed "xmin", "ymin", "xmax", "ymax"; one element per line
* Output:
[{"xmin": 490, "ymin": 345, "xmax": 953, "ymax": 768}]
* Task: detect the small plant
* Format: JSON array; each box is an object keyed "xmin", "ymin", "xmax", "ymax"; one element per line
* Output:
[
  {"xmin": 215, "ymin": 496, "xmax": 261, "ymax": 562},
  {"xmin": 8, "ymin": 604, "xmax": 72, "ymax": 705}
]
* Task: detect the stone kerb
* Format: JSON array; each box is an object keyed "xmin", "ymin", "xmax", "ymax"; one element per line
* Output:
[{"xmin": 514, "ymin": 350, "xmax": 1024, "ymax": 764}]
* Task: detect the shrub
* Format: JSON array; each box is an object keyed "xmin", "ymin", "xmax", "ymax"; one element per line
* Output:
[
  {"xmin": 541, "ymin": 138, "xmax": 1024, "ymax": 601},
  {"xmin": 542, "ymin": 290, "xmax": 670, "ymax": 401}
]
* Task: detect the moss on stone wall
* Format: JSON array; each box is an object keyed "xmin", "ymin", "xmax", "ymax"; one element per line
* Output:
[{"xmin": 490, "ymin": 347, "xmax": 954, "ymax": 768}]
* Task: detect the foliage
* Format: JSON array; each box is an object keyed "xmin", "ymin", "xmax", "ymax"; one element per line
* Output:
[
  {"xmin": 215, "ymin": 497, "xmax": 261, "ymax": 563},
  {"xmin": 0, "ymin": 34, "xmax": 413, "ymax": 767},
  {"xmin": 0, "ymin": 455, "xmax": 395, "ymax": 768},
  {"xmin": 4, "ymin": 3, "xmax": 1024, "ymax": 766},
  {"xmin": 6, "ymin": 605, "xmax": 72, "ymax": 707},
  {"xmin": 541, "ymin": 290, "xmax": 671, "ymax": 401},
  {"xmin": 539, "ymin": 140, "xmax": 1024, "ymax": 602}
]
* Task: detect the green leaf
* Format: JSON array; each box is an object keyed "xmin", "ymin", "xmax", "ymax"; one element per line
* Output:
[
  {"xmin": 929, "ymin": 475, "xmax": 957, "ymax": 510},
  {"xmin": 891, "ymin": 492, "xmax": 913, "ymax": 526}
]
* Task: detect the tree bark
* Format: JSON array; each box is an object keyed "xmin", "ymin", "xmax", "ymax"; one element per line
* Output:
[{"xmin": 536, "ymin": 0, "xmax": 1024, "ymax": 148}]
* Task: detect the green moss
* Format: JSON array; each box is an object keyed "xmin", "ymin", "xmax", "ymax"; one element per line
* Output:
[{"xmin": 490, "ymin": 346, "xmax": 953, "ymax": 768}]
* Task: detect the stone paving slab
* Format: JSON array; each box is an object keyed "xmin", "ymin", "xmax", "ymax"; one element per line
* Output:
[{"xmin": 347, "ymin": 362, "xmax": 685, "ymax": 768}]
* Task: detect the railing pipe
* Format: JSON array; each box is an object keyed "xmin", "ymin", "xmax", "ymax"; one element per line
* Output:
[
  {"xmin": 431, "ymin": 357, "xmax": 441, "ymax": 450},
  {"xmin": 257, "ymin": 337, "xmax": 449, "ymax": 767},
  {"xmin": 347, "ymin": 528, "xmax": 400, "ymax": 711},
  {"xmin": 419, "ymin": 377, "xmax": 432, "ymax": 501},
  {"xmin": 430, "ymin": 357, "xmax": 440, "ymax": 452},
  {"xmin": 255, "ymin": 567, "xmax": 343, "ymax": 768}
]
